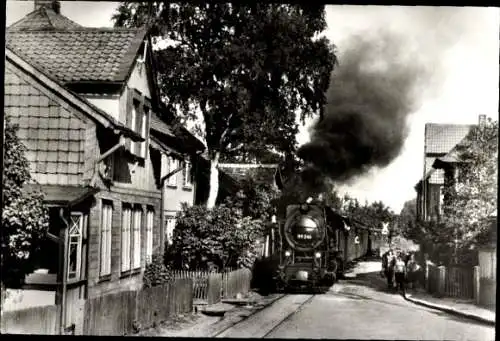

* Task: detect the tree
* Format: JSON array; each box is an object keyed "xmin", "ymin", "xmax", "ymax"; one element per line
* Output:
[
  {"xmin": 398, "ymin": 198, "xmax": 419, "ymax": 241},
  {"xmin": 441, "ymin": 118, "xmax": 498, "ymax": 260},
  {"xmin": 167, "ymin": 203, "xmax": 266, "ymax": 270},
  {"xmin": 223, "ymin": 175, "xmax": 280, "ymax": 222},
  {"xmin": 113, "ymin": 2, "xmax": 337, "ymax": 208},
  {"xmin": 2, "ymin": 117, "xmax": 49, "ymax": 288}
]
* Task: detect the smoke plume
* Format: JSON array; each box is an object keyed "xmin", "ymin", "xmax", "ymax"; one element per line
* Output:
[{"xmin": 298, "ymin": 28, "xmax": 433, "ymax": 186}]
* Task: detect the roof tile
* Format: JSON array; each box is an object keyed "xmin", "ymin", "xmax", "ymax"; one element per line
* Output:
[
  {"xmin": 425, "ymin": 124, "xmax": 472, "ymax": 154},
  {"xmin": 6, "ymin": 28, "xmax": 145, "ymax": 84}
]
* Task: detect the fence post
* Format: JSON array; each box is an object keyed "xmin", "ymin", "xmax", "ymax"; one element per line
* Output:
[
  {"xmin": 473, "ymin": 265, "xmax": 480, "ymax": 305},
  {"xmin": 437, "ymin": 266, "xmax": 446, "ymax": 297}
]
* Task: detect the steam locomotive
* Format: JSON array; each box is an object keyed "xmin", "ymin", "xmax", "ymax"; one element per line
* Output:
[{"xmin": 254, "ymin": 197, "xmax": 349, "ymax": 294}]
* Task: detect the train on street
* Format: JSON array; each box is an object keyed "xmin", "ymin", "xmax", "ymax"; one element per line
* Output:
[{"xmin": 253, "ymin": 197, "xmax": 376, "ymax": 294}]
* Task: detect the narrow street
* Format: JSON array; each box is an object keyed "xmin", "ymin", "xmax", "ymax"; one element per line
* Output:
[{"xmin": 215, "ymin": 261, "xmax": 495, "ymax": 340}]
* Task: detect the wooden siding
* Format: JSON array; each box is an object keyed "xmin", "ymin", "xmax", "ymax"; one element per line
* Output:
[
  {"xmin": 4, "ymin": 63, "xmax": 88, "ymax": 186},
  {"xmin": 86, "ymin": 189, "xmax": 161, "ymax": 298}
]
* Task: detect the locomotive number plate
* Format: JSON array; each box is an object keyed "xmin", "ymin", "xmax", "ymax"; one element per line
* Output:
[{"xmin": 297, "ymin": 234, "xmax": 312, "ymax": 240}]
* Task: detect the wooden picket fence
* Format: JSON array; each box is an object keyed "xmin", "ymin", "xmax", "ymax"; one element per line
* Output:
[
  {"xmin": 171, "ymin": 267, "xmax": 252, "ymax": 305},
  {"xmin": 2, "ymin": 278, "xmax": 193, "ymax": 335},
  {"xmin": 444, "ymin": 266, "xmax": 474, "ymax": 299}
]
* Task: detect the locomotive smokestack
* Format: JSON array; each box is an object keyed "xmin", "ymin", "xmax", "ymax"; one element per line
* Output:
[{"xmin": 298, "ymin": 28, "xmax": 433, "ymax": 185}]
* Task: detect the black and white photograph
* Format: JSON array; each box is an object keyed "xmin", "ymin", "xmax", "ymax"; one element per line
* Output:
[{"xmin": 1, "ymin": 1, "xmax": 498, "ymax": 338}]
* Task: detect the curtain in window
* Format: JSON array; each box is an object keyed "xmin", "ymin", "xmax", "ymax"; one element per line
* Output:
[
  {"xmin": 146, "ymin": 209, "xmax": 154, "ymax": 263},
  {"xmin": 133, "ymin": 207, "xmax": 142, "ymax": 269},
  {"xmin": 121, "ymin": 206, "xmax": 132, "ymax": 272},
  {"xmin": 100, "ymin": 203, "xmax": 113, "ymax": 276}
]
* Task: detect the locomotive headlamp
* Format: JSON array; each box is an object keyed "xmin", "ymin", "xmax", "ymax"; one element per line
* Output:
[
  {"xmin": 315, "ymin": 252, "xmax": 321, "ymax": 258},
  {"xmin": 285, "ymin": 250, "xmax": 291, "ymax": 257},
  {"xmin": 298, "ymin": 217, "xmax": 317, "ymax": 229}
]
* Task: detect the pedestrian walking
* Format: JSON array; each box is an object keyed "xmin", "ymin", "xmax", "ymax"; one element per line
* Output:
[
  {"xmin": 394, "ymin": 253, "xmax": 407, "ymax": 295},
  {"xmin": 381, "ymin": 249, "xmax": 396, "ymax": 289},
  {"xmin": 405, "ymin": 253, "xmax": 420, "ymax": 289}
]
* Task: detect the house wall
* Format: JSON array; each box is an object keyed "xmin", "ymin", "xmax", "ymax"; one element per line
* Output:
[
  {"xmin": 85, "ymin": 96, "xmax": 120, "ymax": 122},
  {"xmin": 86, "ymin": 189, "xmax": 161, "ymax": 298},
  {"xmin": 128, "ymin": 59, "xmax": 151, "ymax": 99},
  {"xmin": 4, "ymin": 62, "xmax": 88, "ymax": 186},
  {"xmin": 163, "ymin": 166, "xmax": 195, "ymax": 213},
  {"xmin": 425, "ymin": 183, "xmax": 442, "ymax": 220}
]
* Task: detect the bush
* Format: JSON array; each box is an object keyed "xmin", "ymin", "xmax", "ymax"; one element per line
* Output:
[
  {"xmin": 143, "ymin": 253, "xmax": 173, "ymax": 288},
  {"xmin": 2, "ymin": 117, "xmax": 49, "ymax": 288},
  {"xmin": 167, "ymin": 203, "xmax": 266, "ymax": 270}
]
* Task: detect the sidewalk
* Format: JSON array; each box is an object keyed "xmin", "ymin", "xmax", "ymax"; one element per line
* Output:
[
  {"xmin": 137, "ymin": 291, "xmax": 285, "ymax": 337},
  {"xmin": 404, "ymin": 288, "xmax": 496, "ymax": 326}
]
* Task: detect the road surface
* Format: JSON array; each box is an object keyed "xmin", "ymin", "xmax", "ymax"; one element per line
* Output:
[{"xmin": 216, "ymin": 261, "xmax": 495, "ymax": 340}]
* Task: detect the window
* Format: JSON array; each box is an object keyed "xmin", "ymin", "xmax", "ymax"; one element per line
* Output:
[
  {"xmin": 130, "ymin": 101, "xmax": 138, "ymax": 155},
  {"xmin": 165, "ymin": 216, "xmax": 177, "ymax": 245},
  {"xmin": 183, "ymin": 161, "xmax": 192, "ymax": 188},
  {"xmin": 68, "ymin": 213, "xmax": 83, "ymax": 280},
  {"xmin": 100, "ymin": 202, "xmax": 113, "ymax": 277},
  {"xmin": 140, "ymin": 106, "xmax": 148, "ymax": 158},
  {"xmin": 126, "ymin": 90, "xmax": 150, "ymax": 159},
  {"xmin": 146, "ymin": 208, "xmax": 154, "ymax": 263},
  {"xmin": 132, "ymin": 206, "xmax": 142, "ymax": 269},
  {"xmin": 167, "ymin": 157, "xmax": 178, "ymax": 187},
  {"xmin": 121, "ymin": 205, "xmax": 132, "ymax": 272}
]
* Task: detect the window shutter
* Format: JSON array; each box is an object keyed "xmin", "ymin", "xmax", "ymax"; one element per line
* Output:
[{"xmin": 125, "ymin": 88, "xmax": 133, "ymax": 151}]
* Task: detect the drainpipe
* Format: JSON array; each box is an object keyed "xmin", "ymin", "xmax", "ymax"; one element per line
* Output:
[{"xmin": 58, "ymin": 206, "xmax": 70, "ymax": 335}]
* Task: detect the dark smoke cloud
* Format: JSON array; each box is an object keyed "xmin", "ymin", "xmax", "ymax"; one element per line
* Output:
[{"xmin": 298, "ymin": 28, "xmax": 432, "ymax": 185}]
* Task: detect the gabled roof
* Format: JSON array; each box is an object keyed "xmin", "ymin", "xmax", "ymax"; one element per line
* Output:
[
  {"xmin": 6, "ymin": 28, "xmax": 147, "ymax": 85},
  {"xmin": 6, "ymin": 48, "xmax": 143, "ymax": 142},
  {"xmin": 425, "ymin": 123, "xmax": 473, "ymax": 154},
  {"xmin": 422, "ymin": 123, "xmax": 473, "ymax": 184},
  {"xmin": 6, "ymin": 3, "xmax": 147, "ymax": 87},
  {"xmin": 432, "ymin": 133, "xmax": 475, "ymax": 169},
  {"xmin": 8, "ymin": 4, "xmax": 83, "ymax": 31},
  {"xmin": 150, "ymin": 112, "xmax": 175, "ymax": 138}
]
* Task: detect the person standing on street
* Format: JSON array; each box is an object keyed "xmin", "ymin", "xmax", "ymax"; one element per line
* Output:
[{"xmin": 394, "ymin": 253, "xmax": 407, "ymax": 295}]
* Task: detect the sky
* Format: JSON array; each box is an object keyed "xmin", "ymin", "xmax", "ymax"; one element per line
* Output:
[{"xmin": 5, "ymin": 2, "xmax": 499, "ymax": 213}]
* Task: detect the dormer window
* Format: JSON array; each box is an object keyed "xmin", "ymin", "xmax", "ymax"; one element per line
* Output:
[{"xmin": 126, "ymin": 88, "xmax": 150, "ymax": 159}]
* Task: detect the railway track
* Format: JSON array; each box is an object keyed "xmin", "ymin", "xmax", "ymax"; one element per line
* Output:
[
  {"xmin": 261, "ymin": 294, "xmax": 315, "ymax": 338},
  {"xmin": 213, "ymin": 294, "xmax": 315, "ymax": 338}
]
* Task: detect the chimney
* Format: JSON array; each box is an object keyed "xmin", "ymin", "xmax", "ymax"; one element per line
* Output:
[
  {"xmin": 478, "ymin": 114, "xmax": 486, "ymax": 128},
  {"xmin": 34, "ymin": 1, "xmax": 61, "ymax": 14}
]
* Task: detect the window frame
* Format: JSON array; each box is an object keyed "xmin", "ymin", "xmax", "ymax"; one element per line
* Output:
[
  {"xmin": 68, "ymin": 212, "xmax": 83, "ymax": 281},
  {"xmin": 167, "ymin": 157, "xmax": 178, "ymax": 187},
  {"xmin": 125, "ymin": 88, "xmax": 151, "ymax": 160},
  {"xmin": 100, "ymin": 201, "xmax": 113, "ymax": 277},
  {"xmin": 183, "ymin": 160, "xmax": 192, "ymax": 188},
  {"xmin": 146, "ymin": 208, "xmax": 154, "ymax": 264},
  {"xmin": 121, "ymin": 204, "xmax": 132, "ymax": 273},
  {"xmin": 165, "ymin": 215, "xmax": 177, "ymax": 245},
  {"xmin": 132, "ymin": 205, "xmax": 143, "ymax": 270}
]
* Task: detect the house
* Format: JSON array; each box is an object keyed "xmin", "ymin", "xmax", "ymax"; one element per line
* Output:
[
  {"xmin": 4, "ymin": 0, "xmax": 204, "ymax": 320},
  {"xmin": 414, "ymin": 119, "xmax": 474, "ymax": 221}
]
